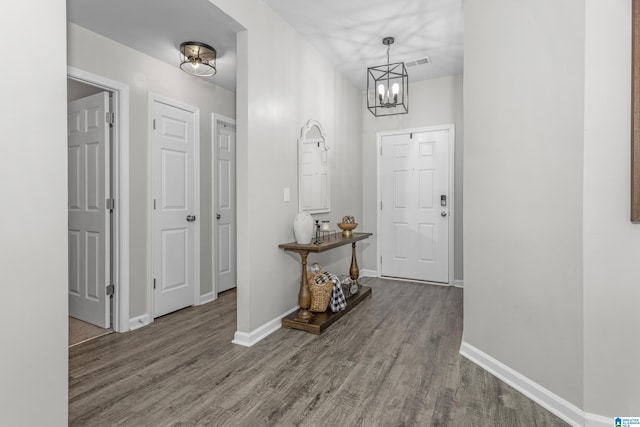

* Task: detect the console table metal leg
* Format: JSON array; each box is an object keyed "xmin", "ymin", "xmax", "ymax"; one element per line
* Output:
[
  {"xmin": 296, "ymin": 251, "xmax": 313, "ymax": 321},
  {"xmin": 350, "ymin": 242, "xmax": 360, "ymax": 281}
]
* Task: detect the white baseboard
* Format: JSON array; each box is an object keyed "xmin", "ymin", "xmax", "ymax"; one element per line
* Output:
[
  {"xmin": 129, "ymin": 313, "xmax": 151, "ymax": 331},
  {"xmin": 460, "ymin": 341, "xmax": 587, "ymax": 427},
  {"xmin": 232, "ymin": 306, "xmax": 299, "ymax": 347},
  {"xmin": 454, "ymin": 279, "xmax": 464, "ymax": 288},
  {"xmin": 199, "ymin": 291, "xmax": 216, "ymax": 305},
  {"xmin": 360, "ymin": 269, "xmax": 377, "ymax": 278}
]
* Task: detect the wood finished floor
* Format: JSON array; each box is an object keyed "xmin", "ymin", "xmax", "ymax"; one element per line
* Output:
[
  {"xmin": 69, "ymin": 279, "xmax": 568, "ymax": 427},
  {"xmin": 69, "ymin": 316, "xmax": 112, "ymax": 347}
]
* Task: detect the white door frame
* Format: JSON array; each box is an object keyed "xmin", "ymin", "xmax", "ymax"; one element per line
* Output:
[
  {"xmin": 376, "ymin": 124, "xmax": 456, "ymax": 285},
  {"xmin": 67, "ymin": 66, "xmax": 130, "ymax": 332},
  {"xmin": 147, "ymin": 92, "xmax": 201, "ymax": 319},
  {"xmin": 211, "ymin": 113, "xmax": 236, "ymax": 298}
]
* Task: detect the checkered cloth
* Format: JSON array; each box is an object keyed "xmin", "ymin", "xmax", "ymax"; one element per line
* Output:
[{"xmin": 326, "ymin": 271, "xmax": 347, "ymax": 312}]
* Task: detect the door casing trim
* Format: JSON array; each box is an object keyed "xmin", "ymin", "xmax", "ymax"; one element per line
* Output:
[
  {"xmin": 376, "ymin": 124, "xmax": 456, "ymax": 284},
  {"xmin": 67, "ymin": 66, "xmax": 130, "ymax": 332}
]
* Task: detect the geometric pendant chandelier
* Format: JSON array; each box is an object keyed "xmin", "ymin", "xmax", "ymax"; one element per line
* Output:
[
  {"xmin": 179, "ymin": 41, "xmax": 217, "ymax": 77},
  {"xmin": 367, "ymin": 37, "xmax": 409, "ymax": 117}
]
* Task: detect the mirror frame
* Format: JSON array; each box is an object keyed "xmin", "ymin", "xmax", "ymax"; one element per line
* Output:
[{"xmin": 298, "ymin": 119, "xmax": 330, "ymax": 214}]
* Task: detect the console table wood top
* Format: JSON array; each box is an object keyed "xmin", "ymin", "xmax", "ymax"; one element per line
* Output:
[{"xmin": 279, "ymin": 232, "xmax": 372, "ymax": 253}]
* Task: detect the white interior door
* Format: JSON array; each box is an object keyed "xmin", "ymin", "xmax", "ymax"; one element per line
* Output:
[
  {"xmin": 380, "ymin": 129, "xmax": 450, "ymax": 283},
  {"xmin": 152, "ymin": 99, "xmax": 197, "ymax": 317},
  {"xmin": 68, "ymin": 91, "xmax": 110, "ymax": 328},
  {"xmin": 214, "ymin": 118, "xmax": 236, "ymax": 293}
]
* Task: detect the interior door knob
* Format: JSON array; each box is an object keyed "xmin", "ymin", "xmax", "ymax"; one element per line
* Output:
[
  {"xmin": 186, "ymin": 215, "xmax": 196, "ymax": 222},
  {"xmin": 441, "ymin": 211, "xmax": 448, "ymax": 217},
  {"xmin": 216, "ymin": 214, "xmax": 221, "ymax": 220}
]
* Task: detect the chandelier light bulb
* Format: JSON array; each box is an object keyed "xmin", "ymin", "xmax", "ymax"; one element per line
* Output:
[
  {"xmin": 378, "ymin": 84, "xmax": 385, "ymax": 102},
  {"xmin": 392, "ymin": 83, "xmax": 399, "ymax": 104}
]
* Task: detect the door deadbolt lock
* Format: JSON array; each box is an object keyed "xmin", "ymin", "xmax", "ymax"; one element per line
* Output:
[
  {"xmin": 441, "ymin": 195, "xmax": 447, "ymax": 207},
  {"xmin": 186, "ymin": 215, "xmax": 196, "ymax": 222}
]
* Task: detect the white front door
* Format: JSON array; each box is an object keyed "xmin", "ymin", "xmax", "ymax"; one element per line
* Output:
[
  {"xmin": 213, "ymin": 117, "xmax": 236, "ymax": 293},
  {"xmin": 68, "ymin": 91, "xmax": 111, "ymax": 328},
  {"xmin": 152, "ymin": 99, "xmax": 198, "ymax": 317},
  {"xmin": 380, "ymin": 128, "xmax": 450, "ymax": 283}
]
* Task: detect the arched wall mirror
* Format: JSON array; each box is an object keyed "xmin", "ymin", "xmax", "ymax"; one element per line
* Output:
[{"xmin": 298, "ymin": 119, "xmax": 330, "ymax": 214}]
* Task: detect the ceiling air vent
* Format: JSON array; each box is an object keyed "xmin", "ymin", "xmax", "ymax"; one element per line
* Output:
[{"xmin": 406, "ymin": 56, "xmax": 431, "ymax": 67}]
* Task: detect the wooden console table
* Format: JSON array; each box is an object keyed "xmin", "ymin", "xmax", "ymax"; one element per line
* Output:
[{"xmin": 278, "ymin": 232, "xmax": 372, "ymax": 334}]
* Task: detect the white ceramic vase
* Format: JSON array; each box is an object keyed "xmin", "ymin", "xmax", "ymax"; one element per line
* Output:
[{"xmin": 293, "ymin": 212, "xmax": 313, "ymax": 244}]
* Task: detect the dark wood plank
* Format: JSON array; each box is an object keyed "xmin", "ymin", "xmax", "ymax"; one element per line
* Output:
[
  {"xmin": 278, "ymin": 232, "xmax": 372, "ymax": 252},
  {"xmin": 281, "ymin": 285, "xmax": 372, "ymax": 334},
  {"xmin": 69, "ymin": 279, "xmax": 569, "ymax": 427}
]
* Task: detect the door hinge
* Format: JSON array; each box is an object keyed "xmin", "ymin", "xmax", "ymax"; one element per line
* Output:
[
  {"xmin": 153, "ymin": 119, "xmax": 156, "ymax": 130},
  {"xmin": 380, "ymin": 201, "xmax": 382, "ymax": 210},
  {"xmin": 410, "ymin": 133, "xmax": 413, "ymax": 139},
  {"xmin": 153, "ymin": 278, "xmax": 156, "ymax": 290},
  {"xmin": 106, "ymin": 112, "xmax": 115, "ymax": 124},
  {"xmin": 380, "ymin": 256, "xmax": 382, "ymax": 264},
  {"xmin": 106, "ymin": 284, "xmax": 115, "ymax": 296},
  {"xmin": 153, "ymin": 199, "xmax": 156, "ymax": 210},
  {"xmin": 106, "ymin": 198, "xmax": 115, "ymax": 212}
]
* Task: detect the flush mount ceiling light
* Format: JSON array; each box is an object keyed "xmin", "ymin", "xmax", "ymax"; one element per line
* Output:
[
  {"xmin": 367, "ymin": 37, "xmax": 409, "ymax": 117},
  {"xmin": 179, "ymin": 41, "xmax": 217, "ymax": 77}
]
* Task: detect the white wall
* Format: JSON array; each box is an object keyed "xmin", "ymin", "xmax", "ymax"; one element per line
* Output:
[
  {"xmin": 465, "ymin": 0, "xmax": 640, "ymax": 418},
  {"xmin": 67, "ymin": 23, "xmax": 236, "ymax": 318},
  {"xmin": 0, "ymin": 0, "xmax": 68, "ymax": 425},
  {"xmin": 210, "ymin": 0, "xmax": 363, "ymax": 333},
  {"xmin": 463, "ymin": 0, "xmax": 585, "ymax": 408},
  {"xmin": 68, "ymin": 79, "xmax": 103, "ymax": 100},
  {"xmin": 361, "ymin": 75, "xmax": 464, "ymax": 281},
  {"xmin": 583, "ymin": 0, "xmax": 640, "ymax": 416}
]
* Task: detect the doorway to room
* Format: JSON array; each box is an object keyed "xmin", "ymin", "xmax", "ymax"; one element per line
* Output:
[
  {"xmin": 212, "ymin": 114, "xmax": 237, "ymax": 295},
  {"xmin": 67, "ymin": 68, "xmax": 130, "ymax": 337}
]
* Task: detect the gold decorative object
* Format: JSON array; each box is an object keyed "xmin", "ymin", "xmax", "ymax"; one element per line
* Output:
[
  {"xmin": 342, "ymin": 215, "xmax": 355, "ymax": 224},
  {"xmin": 337, "ymin": 222, "xmax": 358, "ymax": 238}
]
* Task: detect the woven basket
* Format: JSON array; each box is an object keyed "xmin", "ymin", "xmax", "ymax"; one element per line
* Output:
[{"xmin": 307, "ymin": 271, "xmax": 333, "ymax": 312}]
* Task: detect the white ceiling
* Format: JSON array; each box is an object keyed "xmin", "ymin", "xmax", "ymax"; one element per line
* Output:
[
  {"xmin": 67, "ymin": 0, "xmax": 245, "ymax": 92},
  {"xmin": 264, "ymin": 0, "xmax": 464, "ymax": 89},
  {"xmin": 67, "ymin": 0, "xmax": 464, "ymax": 92}
]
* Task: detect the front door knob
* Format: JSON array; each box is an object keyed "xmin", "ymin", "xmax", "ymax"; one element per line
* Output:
[
  {"xmin": 441, "ymin": 211, "xmax": 448, "ymax": 217},
  {"xmin": 186, "ymin": 215, "xmax": 196, "ymax": 222}
]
